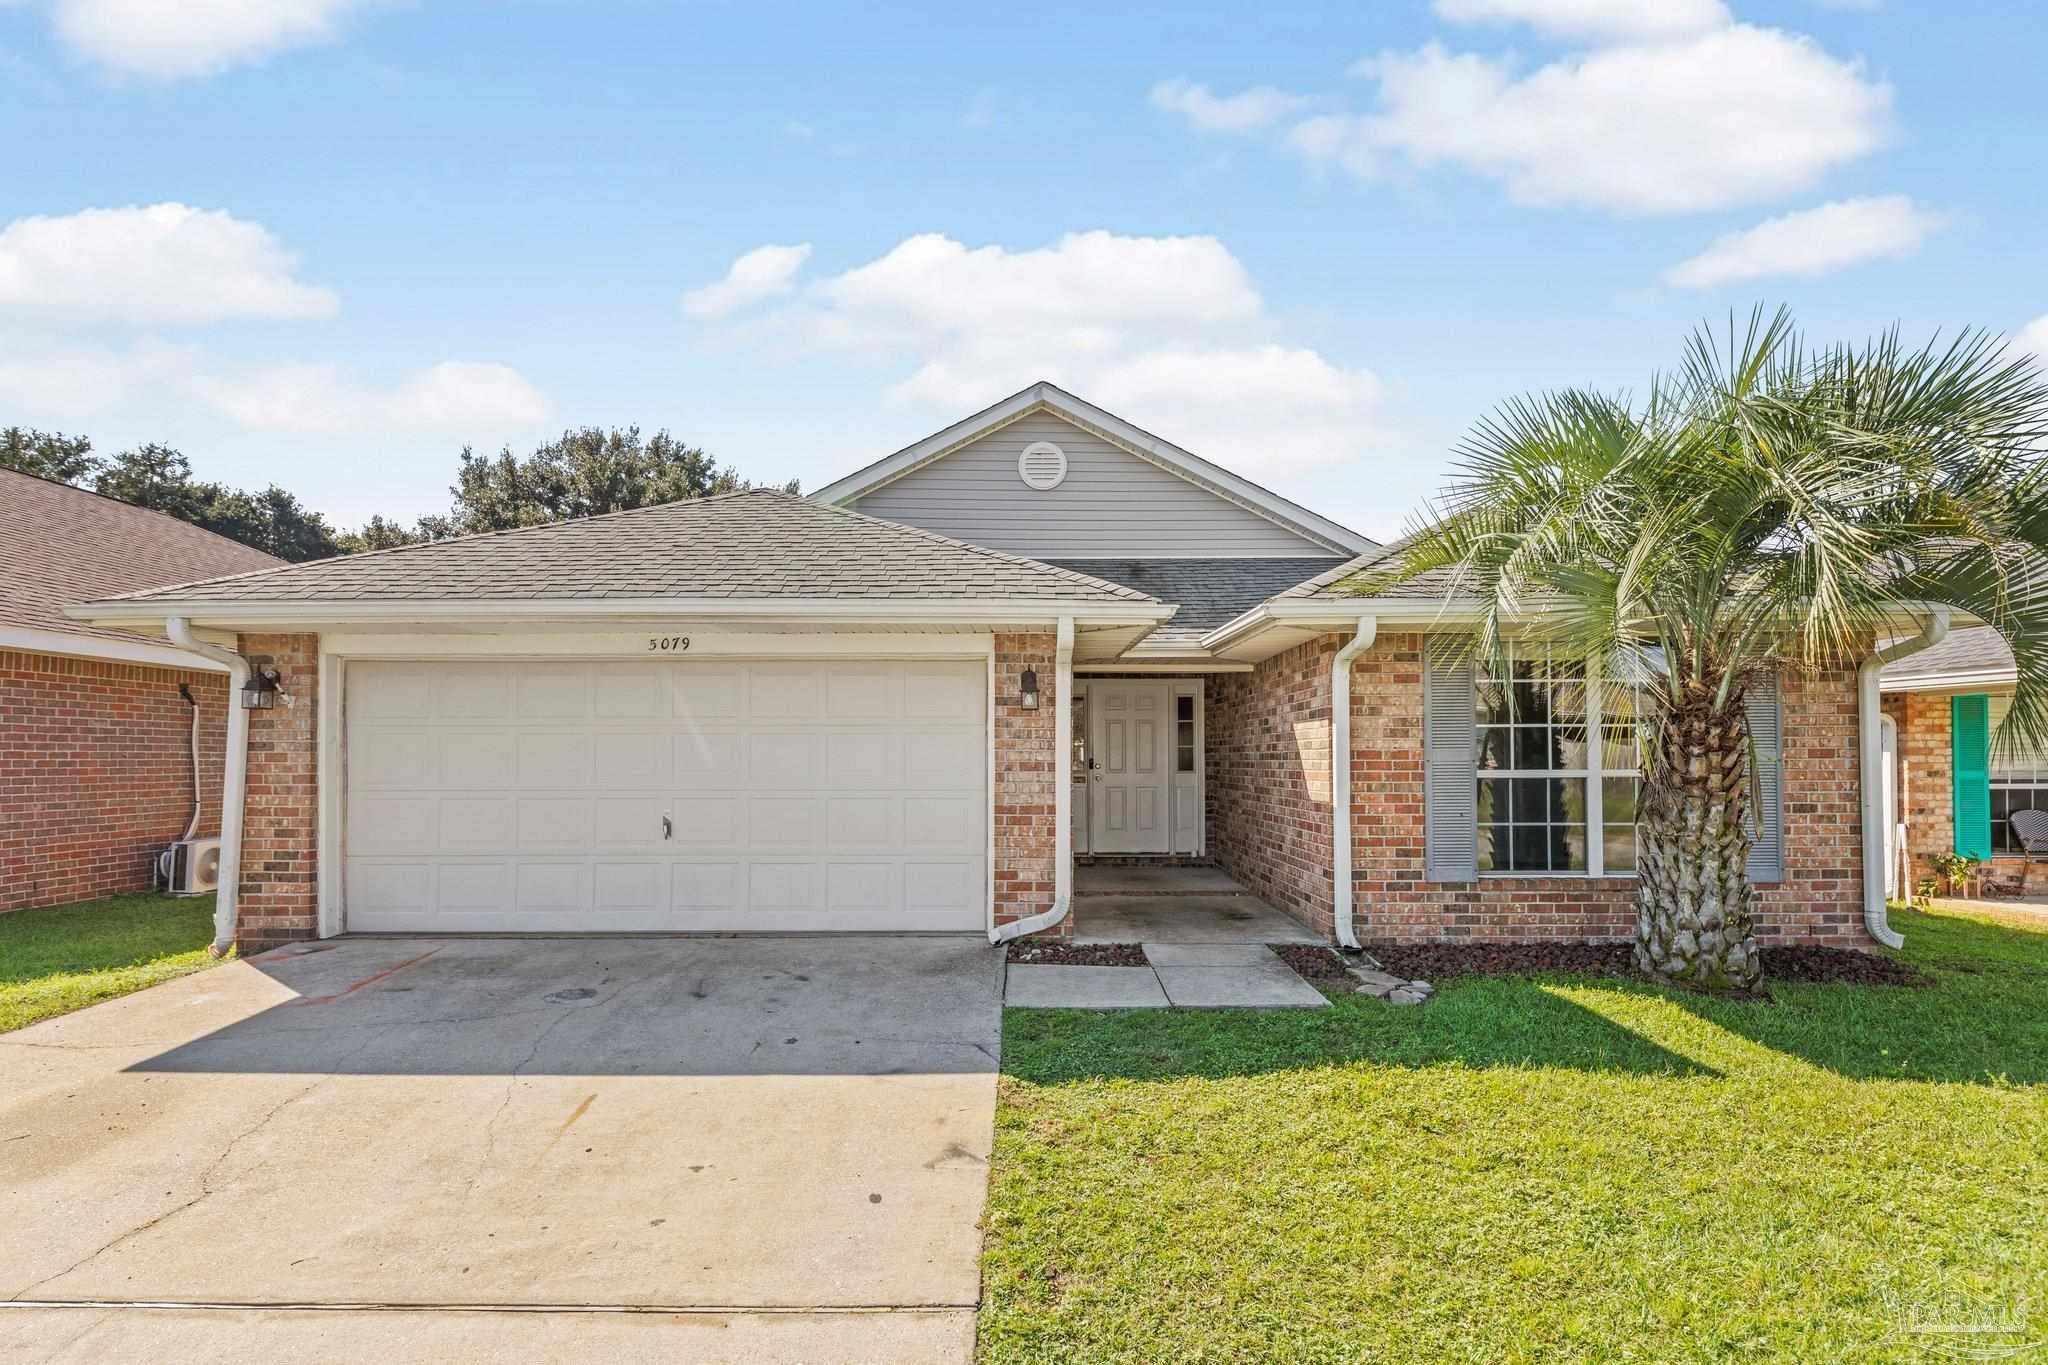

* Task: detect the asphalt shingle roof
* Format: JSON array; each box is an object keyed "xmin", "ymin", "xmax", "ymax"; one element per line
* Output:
[
  {"xmin": 1278, "ymin": 536, "xmax": 1465, "ymax": 601},
  {"xmin": 1048, "ymin": 557, "xmax": 1351, "ymax": 648},
  {"xmin": 99, "ymin": 489, "xmax": 1157, "ymax": 607},
  {"xmin": 0, "ymin": 468, "xmax": 282, "ymax": 647},
  {"xmin": 1880, "ymin": 624, "xmax": 2016, "ymax": 687}
]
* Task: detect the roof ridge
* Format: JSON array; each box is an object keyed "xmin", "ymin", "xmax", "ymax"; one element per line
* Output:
[
  {"xmin": 0, "ymin": 466, "xmax": 284, "ymax": 567},
  {"xmin": 118, "ymin": 487, "xmax": 778, "ymax": 600}
]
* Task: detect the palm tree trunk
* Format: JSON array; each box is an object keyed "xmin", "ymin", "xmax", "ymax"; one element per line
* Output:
[{"xmin": 1633, "ymin": 687, "xmax": 1762, "ymax": 993}]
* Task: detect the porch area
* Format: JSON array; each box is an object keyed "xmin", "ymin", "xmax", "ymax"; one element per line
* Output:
[{"xmin": 1069, "ymin": 863, "xmax": 1322, "ymax": 944}]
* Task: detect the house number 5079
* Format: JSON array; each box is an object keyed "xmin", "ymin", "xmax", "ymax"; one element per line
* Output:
[{"xmin": 647, "ymin": 636, "xmax": 691, "ymax": 652}]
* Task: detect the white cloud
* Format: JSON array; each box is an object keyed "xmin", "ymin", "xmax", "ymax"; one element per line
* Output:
[
  {"xmin": 2015, "ymin": 316, "xmax": 2048, "ymax": 366},
  {"xmin": 1149, "ymin": 78, "xmax": 1310, "ymax": 132},
  {"xmin": 682, "ymin": 243, "xmax": 813, "ymax": 321},
  {"xmin": 0, "ymin": 203, "xmax": 337, "ymax": 325},
  {"xmin": 1288, "ymin": 25, "xmax": 1889, "ymax": 214},
  {"xmin": 49, "ymin": 0, "xmax": 369, "ymax": 78},
  {"xmin": 1432, "ymin": 0, "xmax": 1730, "ymax": 40},
  {"xmin": 1662, "ymin": 195, "xmax": 1945, "ymax": 289},
  {"xmin": 721, "ymin": 230, "xmax": 1382, "ymax": 477},
  {"xmin": 195, "ymin": 359, "xmax": 548, "ymax": 436}
]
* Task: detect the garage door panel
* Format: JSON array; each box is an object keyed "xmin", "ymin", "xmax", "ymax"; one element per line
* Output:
[
  {"xmin": 594, "ymin": 664, "xmax": 667, "ymax": 719},
  {"xmin": 437, "ymin": 731, "xmax": 512, "ymax": 789},
  {"xmin": 518, "ymin": 664, "xmax": 592, "ymax": 719},
  {"xmin": 346, "ymin": 659, "xmax": 986, "ymax": 933},
  {"xmin": 827, "ymin": 796, "xmax": 897, "ymax": 849},
  {"xmin": 749, "ymin": 796, "xmax": 821, "ymax": 847},
  {"xmin": 675, "ymin": 731, "xmax": 741, "ymax": 786},
  {"xmin": 670, "ymin": 796, "xmax": 742, "ymax": 847},
  {"xmin": 673, "ymin": 669, "xmax": 740, "ymax": 720},
  {"xmin": 826, "ymin": 731, "xmax": 898, "ymax": 787},
  {"xmin": 439, "ymin": 797, "xmax": 513, "ymax": 851},
  {"xmin": 905, "ymin": 664, "xmax": 982, "ymax": 721},
  {"xmin": 517, "ymin": 731, "xmax": 592, "ymax": 787},
  {"xmin": 350, "ymin": 795, "xmax": 438, "ymax": 854},
  {"xmin": 825, "ymin": 664, "xmax": 901, "ymax": 720},
  {"xmin": 905, "ymin": 730, "xmax": 981, "ymax": 788},
  {"xmin": 517, "ymin": 797, "xmax": 592, "ymax": 849},
  {"xmin": 747, "ymin": 731, "xmax": 820, "ymax": 786},
  {"xmin": 748, "ymin": 667, "xmax": 824, "ymax": 718},
  {"xmin": 593, "ymin": 731, "xmax": 670, "ymax": 788},
  {"xmin": 435, "ymin": 665, "xmax": 512, "ymax": 720}
]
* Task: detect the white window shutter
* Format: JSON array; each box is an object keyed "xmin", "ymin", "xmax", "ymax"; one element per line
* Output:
[
  {"xmin": 1744, "ymin": 674, "xmax": 1784, "ymax": 884},
  {"xmin": 1424, "ymin": 637, "xmax": 1478, "ymax": 882}
]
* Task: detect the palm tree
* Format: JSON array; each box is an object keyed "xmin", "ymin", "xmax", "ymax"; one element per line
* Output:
[{"xmin": 1354, "ymin": 308, "xmax": 2048, "ymax": 992}]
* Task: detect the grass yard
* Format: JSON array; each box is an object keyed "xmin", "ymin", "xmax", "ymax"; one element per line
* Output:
[
  {"xmin": 0, "ymin": 892, "xmax": 221, "ymax": 1034},
  {"xmin": 981, "ymin": 906, "xmax": 2048, "ymax": 1363}
]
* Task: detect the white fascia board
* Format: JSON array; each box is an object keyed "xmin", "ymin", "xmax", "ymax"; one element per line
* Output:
[
  {"xmin": 1878, "ymin": 668, "xmax": 2018, "ymax": 694},
  {"xmin": 0, "ymin": 624, "xmax": 231, "ymax": 671},
  {"xmin": 810, "ymin": 382, "xmax": 1375, "ymax": 556},
  {"xmin": 68, "ymin": 596, "xmax": 1176, "ymax": 632}
]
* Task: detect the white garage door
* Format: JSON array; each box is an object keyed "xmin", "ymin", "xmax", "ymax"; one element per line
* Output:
[{"xmin": 343, "ymin": 659, "xmax": 987, "ymax": 933}]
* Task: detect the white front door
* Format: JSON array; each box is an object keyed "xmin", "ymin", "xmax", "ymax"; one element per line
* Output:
[
  {"xmin": 343, "ymin": 658, "xmax": 987, "ymax": 933},
  {"xmin": 1087, "ymin": 680, "xmax": 1169, "ymax": 854}
]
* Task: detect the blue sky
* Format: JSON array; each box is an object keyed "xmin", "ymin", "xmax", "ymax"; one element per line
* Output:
[{"xmin": 1, "ymin": 0, "xmax": 2040, "ymax": 540}]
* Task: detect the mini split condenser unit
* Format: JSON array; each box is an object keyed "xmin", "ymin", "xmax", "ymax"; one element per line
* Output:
[{"xmin": 159, "ymin": 838, "xmax": 222, "ymax": 896}]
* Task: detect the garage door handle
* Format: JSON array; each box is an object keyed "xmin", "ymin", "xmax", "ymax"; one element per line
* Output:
[{"xmin": 662, "ymin": 815, "xmax": 673, "ymax": 841}]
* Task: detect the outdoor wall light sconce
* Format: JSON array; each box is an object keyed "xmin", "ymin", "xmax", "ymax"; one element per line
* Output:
[
  {"xmin": 240, "ymin": 660, "xmax": 284, "ymax": 710},
  {"xmin": 1020, "ymin": 667, "xmax": 1040, "ymax": 710}
]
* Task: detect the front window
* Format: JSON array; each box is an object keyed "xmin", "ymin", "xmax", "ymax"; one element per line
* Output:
[
  {"xmin": 1988, "ymin": 694, "xmax": 2047, "ymax": 854},
  {"xmin": 1476, "ymin": 646, "xmax": 1643, "ymax": 877}
]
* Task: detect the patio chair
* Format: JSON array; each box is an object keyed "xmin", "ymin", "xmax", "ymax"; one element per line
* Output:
[{"xmin": 2008, "ymin": 809, "xmax": 2048, "ymax": 863}]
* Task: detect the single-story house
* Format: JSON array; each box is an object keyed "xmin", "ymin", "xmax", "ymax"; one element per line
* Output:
[
  {"xmin": 2, "ymin": 468, "xmax": 282, "ymax": 912},
  {"xmin": 1879, "ymin": 626, "xmax": 2042, "ymax": 893},
  {"xmin": 71, "ymin": 384, "xmax": 1902, "ymax": 953}
]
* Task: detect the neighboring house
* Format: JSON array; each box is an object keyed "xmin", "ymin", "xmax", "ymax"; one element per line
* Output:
[
  {"xmin": 1, "ymin": 469, "xmax": 283, "ymax": 912},
  {"xmin": 71, "ymin": 383, "xmax": 1875, "ymax": 952},
  {"xmin": 1878, "ymin": 626, "xmax": 2040, "ymax": 891}
]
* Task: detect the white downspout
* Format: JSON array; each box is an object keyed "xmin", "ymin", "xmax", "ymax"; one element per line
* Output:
[
  {"xmin": 166, "ymin": 617, "xmax": 249, "ymax": 957},
  {"xmin": 1330, "ymin": 616, "xmax": 1376, "ymax": 951},
  {"xmin": 991, "ymin": 616, "xmax": 1075, "ymax": 944},
  {"xmin": 1859, "ymin": 607, "xmax": 1949, "ymax": 949}
]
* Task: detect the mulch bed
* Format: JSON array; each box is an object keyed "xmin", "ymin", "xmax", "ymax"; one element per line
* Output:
[
  {"xmin": 1270, "ymin": 944, "xmax": 1353, "ymax": 983},
  {"xmin": 1006, "ymin": 941, "xmax": 1149, "ymax": 967},
  {"xmin": 1360, "ymin": 940, "xmax": 1930, "ymax": 989}
]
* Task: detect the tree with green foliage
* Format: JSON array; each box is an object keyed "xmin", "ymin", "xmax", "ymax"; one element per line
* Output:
[
  {"xmin": 1355, "ymin": 308, "xmax": 2048, "ymax": 992},
  {"xmin": 449, "ymin": 426, "xmax": 797, "ymax": 534},
  {"xmin": 1, "ymin": 427, "xmax": 99, "ymax": 484},
  {"xmin": 90, "ymin": 444, "xmax": 346, "ymax": 563}
]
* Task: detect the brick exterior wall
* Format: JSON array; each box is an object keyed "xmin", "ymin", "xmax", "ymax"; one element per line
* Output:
[
  {"xmin": 1, "ymin": 648, "xmax": 230, "ymax": 912},
  {"xmin": 1206, "ymin": 630, "xmax": 1869, "ymax": 945},
  {"xmin": 993, "ymin": 631, "xmax": 1063, "ymax": 935},
  {"xmin": 1206, "ymin": 636, "xmax": 1338, "ymax": 934},
  {"xmin": 235, "ymin": 633, "xmax": 321, "ymax": 953},
  {"xmin": 1884, "ymin": 687, "xmax": 2046, "ymax": 890}
]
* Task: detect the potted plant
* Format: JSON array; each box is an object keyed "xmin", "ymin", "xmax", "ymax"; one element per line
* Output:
[{"xmin": 1931, "ymin": 850, "xmax": 1983, "ymax": 899}]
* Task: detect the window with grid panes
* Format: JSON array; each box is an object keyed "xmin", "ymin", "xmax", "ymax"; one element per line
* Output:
[{"xmin": 1476, "ymin": 646, "xmax": 1644, "ymax": 876}]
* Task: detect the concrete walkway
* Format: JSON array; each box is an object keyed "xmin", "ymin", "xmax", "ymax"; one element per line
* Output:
[
  {"xmin": 0, "ymin": 936, "xmax": 1000, "ymax": 1362},
  {"xmin": 1005, "ymin": 943, "xmax": 1327, "ymax": 1009}
]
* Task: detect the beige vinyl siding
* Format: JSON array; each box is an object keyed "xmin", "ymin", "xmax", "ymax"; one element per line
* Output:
[{"xmin": 849, "ymin": 415, "xmax": 1336, "ymax": 558}]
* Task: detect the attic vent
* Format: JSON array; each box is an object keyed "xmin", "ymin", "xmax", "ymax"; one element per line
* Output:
[{"xmin": 1017, "ymin": 441, "xmax": 1068, "ymax": 491}]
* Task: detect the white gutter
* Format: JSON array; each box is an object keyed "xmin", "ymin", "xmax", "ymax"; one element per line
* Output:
[
  {"xmin": 991, "ymin": 616, "xmax": 1076, "ymax": 944},
  {"xmin": 1330, "ymin": 616, "xmax": 1375, "ymax": 951},
  {"xmin": 68, "ymin": 597, "xmax": 1174, "ymax": 630},
  {"xmin": 165, "ymin": 617, "xmax": 249, "ymax": 957},
  {"xmin": 1859, "ymin": 607, "xmax": 1950, "ymax": 949}
]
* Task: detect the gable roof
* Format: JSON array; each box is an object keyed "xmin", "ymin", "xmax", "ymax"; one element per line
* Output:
[
  {"xmin": 810, "ymin": 381, "xmax": 1374, "ymax": 557},
  {"xmin": 81, "ymin": 489, "xmax": 1161, "ymax": 612},
  {"xmin": 0, "ymin": 467, "xmax": 282, "ymax": 653},
  {"xmin": 1879, "ymin": 625, "xmax": 2016, "ymax": 692},
  {"xmin": 1049, "ymin": 557, "xmax": 1351, "ymax": 652}
]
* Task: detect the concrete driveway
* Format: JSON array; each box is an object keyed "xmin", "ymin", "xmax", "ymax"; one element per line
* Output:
[{"xmin": 0, "ymin": 936, "xmax": 1002, "ymax": 1362}]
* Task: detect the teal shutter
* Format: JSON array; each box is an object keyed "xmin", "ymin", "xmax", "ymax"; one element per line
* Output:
[{"xmin": 1953, "ymin": 694, "xmax": 1992, "ymax": 860}]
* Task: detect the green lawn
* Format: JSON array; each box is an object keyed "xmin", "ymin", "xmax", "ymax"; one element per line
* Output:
[
  {"xmin": 982, "ymin": 906, "xmax": 2048, "ymax": 1363},
  {"xmin": 0, "ymin": 892, "xmax": 222, "ymax": 1034}
]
